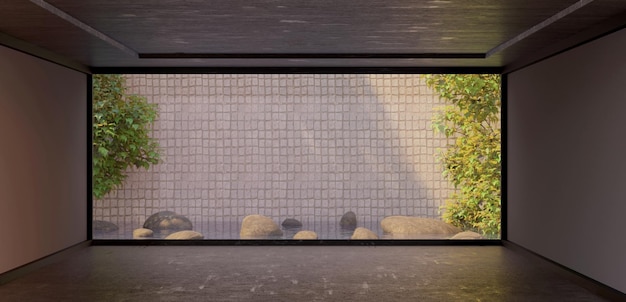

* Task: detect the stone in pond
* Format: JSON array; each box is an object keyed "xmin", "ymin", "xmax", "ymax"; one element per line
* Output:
[
  {"xmin": 281, "ymin": 218, "xmax": 303, "ymax": 228},
  {"xmin": 351, "ymin": 227, "xmax": 379, "ymax": 240},
  {"xmin": 293, "ymin": 230, "xmax": 318, "ymax": 240},
  {"xmin": 143, "ymin": 211, "xmax": 193, "ymax": 234},
  {"xmin": 165, "ymin": 230, "xmax": 204, "ymax": 240},
  {"xmin": 92, "ymin": 220, "xmax": 118, "ymax": 233},
  {"xmin": 133, "ymin": 228, "xmax": 153, "ymax": 239},
  {"xmin": 339, "ymin": 211, "xmax": 357, "ymax": 228},
  {"xmin": 380, "ymin": 216, "xmax": 461, "ymax": 239},
  {"xmin": 450, "ymin": 231, "xmax": 484, "ymax": 240},
  {"xmin": 240, "ymin": 214, "xmax": 283, "ymax": 239}
]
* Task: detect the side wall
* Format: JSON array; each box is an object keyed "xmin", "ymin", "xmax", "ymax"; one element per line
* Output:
[
  {"xmin": 0, "ymin": 46, "xmax": 87, "ymax": 274},
  {"xmin": 507, "ymin": 29, "xmax": 626, "ymax": 293}
]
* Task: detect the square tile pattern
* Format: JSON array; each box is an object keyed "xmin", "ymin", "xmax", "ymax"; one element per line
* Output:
[{"xmin": 93, "ymin": 74, "xmax": 460, "ymax": 238}]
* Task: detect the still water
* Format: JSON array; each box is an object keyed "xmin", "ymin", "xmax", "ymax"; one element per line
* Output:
[{"xmin": 94, "ymin": 220, "xmax": 385, "ymax": 240}]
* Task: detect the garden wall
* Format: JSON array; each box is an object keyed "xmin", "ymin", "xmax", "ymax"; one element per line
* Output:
[{"xmin": 93, "ymin": 74, "xmax": 456, "ymax": 238}]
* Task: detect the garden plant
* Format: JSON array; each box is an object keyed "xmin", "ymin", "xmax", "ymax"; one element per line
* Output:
[
  {"xmin": 425, "ymin": 74, "xmax": 501, "ymax": 236},
  {"xmin": 92, "ymin": 74, "xmax": 160, "ymax": 199}
]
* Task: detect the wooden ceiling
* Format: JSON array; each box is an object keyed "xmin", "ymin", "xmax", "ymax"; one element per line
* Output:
[{"xmin": 0, "ymin": 0, "xmax": 625, "ymax": 70}]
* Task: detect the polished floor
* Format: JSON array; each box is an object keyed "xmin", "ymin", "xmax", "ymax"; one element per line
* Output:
[{"xmin": 0, "ymin": 245, "xmax": 620, "ymax": 301}]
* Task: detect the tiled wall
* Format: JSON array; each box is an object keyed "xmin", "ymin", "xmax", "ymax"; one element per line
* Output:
[{"xmin": 93, "ymin": 74, "xmax": 456, "ymax": 238}]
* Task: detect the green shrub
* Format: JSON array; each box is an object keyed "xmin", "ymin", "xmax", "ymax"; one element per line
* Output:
[
  {"xmin": 92, "ymin": 74, "xmax": 160, "ymax": 199},
  {"xmin": 424, "ymin": 74, "xmax": 501, "ymax": 236}
]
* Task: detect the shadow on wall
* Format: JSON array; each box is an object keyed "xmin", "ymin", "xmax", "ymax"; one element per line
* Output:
[{"xmin": 93, "ymin": 74, "xmax": 456, "ymax": 239}]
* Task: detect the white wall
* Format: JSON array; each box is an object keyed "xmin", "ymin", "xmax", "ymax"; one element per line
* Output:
[
  {"xmin": 0, "ymin": 45, "xmax": 87, "ymax": 274},
  {"xmin": 507, "ymin": 29, "xmax": 626, "ymax": 293}
]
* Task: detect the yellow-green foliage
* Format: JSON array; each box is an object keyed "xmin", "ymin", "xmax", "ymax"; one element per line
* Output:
[
  {"xmin": 425, "ymin": 74, "xmax": 501, "ymax": 236},
  {"xmin": 92, "ymin": 74, "xmax": 160, "ymax": 199}
]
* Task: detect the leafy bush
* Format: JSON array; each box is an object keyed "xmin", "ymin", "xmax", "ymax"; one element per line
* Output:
[
  {"xmin": 92, "ymin": 74, "xmax": 160, "ymax": 199},
  {"xmin": 424, "ymin": 74, "xmax": 501, "ymax": 236}
]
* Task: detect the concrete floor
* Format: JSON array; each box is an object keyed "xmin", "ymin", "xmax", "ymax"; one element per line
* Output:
[{"xmin": 0, "ymin": 245, "xmax": 617, "ymax": 301}]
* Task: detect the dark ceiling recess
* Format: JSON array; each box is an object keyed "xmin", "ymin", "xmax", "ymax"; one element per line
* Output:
[
  {"xmin": 0, "ymin": 0, "xmax": 625, "ymax": 70},
  {"xmin": 137, "ymin": 53, "xmax": 486, "ymax": 59}
]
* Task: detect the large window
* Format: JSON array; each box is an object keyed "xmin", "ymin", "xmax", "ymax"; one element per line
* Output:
[{"xmin": 92, "ymin": 74, "xmax": 501, "ymax": 240}]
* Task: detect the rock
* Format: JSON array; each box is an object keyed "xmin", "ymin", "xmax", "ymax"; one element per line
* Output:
[
  {"xmin": 339, "ymin": 211, "xmax": 357, "ymax": 228},
  {"xmin": 380, "ymin": 216, "xmax": 461, "ymax": 239},
  {"xmin": 281, "ymin": 218, "xmax": 303, "ymax": 228},
  {"xmin": 450, "ymin": 231, "xmax": 484, "ymax": 240},
  {"xmin": 165, "ymin": 230, "xmax": 204, "ymax": 240},
  {"xmin": 351, "ymin": 227, "xmax": 378, "ymax": 240},
  {"xmin": 293, "ymin": 230, "xmax": 318, "ymax": 240},
  {"xmin": 240, "ymin": 215, "xmax": 283, "ymax": 239},
  {"xmin": 143, "ymin": 211, "xmax": 193, "ymax": 233},
  {"xmin": 133, "ymin": 228, "xmax": 153, "ymax": 238},
  {"xmin": 92, "ymin": 220, "xmax": 118, "ymax": 233}
]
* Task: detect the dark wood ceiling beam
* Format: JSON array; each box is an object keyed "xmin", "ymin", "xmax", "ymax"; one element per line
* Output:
[
  {"xmin": 502, "ymin": 10, "xmax": 626, "ymax": 74},
  {"xmin": 29, "ymin": 0, "xmax": 137, "ymax": 57},
  {"xmin": 0, "ymin": 32, "xmax": 90, "ymax": 74},
  {"xmin": 487, "ymin": 0, "xmax": 595, "ymax": 57}
]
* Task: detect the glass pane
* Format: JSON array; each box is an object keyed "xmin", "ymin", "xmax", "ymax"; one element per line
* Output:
[{"xmin": 92, "ymin": 74, "xmax": 501, "ymax": 240}]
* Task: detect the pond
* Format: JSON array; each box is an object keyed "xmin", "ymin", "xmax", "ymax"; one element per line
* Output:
[{"xmin": 93, "ymin": 220, "xmax": 387, "ymax": 240}]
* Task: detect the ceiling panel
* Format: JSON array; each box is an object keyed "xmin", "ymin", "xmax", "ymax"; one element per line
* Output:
[
  {"xmin": 497, "ymin": 0, "xmax": 626, "ymax": 69},
  {"xmin": 0, "ymin": 0, "xmax": 624, "ymax": 69},
  {"xmin": 45, "ymin": 0, "xmax": 577, "ymax": 54},
  {"xmin": 0, "ymin": 0, "xmax": 135, "ymax": 66}
]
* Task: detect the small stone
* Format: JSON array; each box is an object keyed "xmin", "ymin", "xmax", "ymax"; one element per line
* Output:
[
  {"xmin": 339, "ymin": 211, "xmax": 357, "ymax": 228},
  {"xmin": 133, "ymin": 228, "xmax": 153, "ymax": 238},
  {"xmin": 293, "ymin": 230, "xmax": 318, "ymax": 240},
  {"xmin": 92, "ymin": 220, "xmax": 118, "ymax": 233},
  {"xmin": 281, "ymin": 218, "xmax": 303, "ymax": 228},
  {"xmin": 381, "ymin": 216, "xmax": 461, "ymax": 239},
  {"xmin": 351, "ymin": 227, "xmax": 379, "ymax": 240},
  {"xmin": 450, "ymin": 231, "xmax": 484, "ymax": 240},
  {"xmin": 165, "ymin": 230, "xmax": 204, "ymax": 240}
]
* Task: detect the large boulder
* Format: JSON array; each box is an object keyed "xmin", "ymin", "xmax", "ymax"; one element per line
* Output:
[
  {"xmin": 240, "ymin": 215, "xmax": 283, "ymax": 239},
  {"xmin": 165, "ymin": 230, "xmax": 204, "ymax": 240},
  {"xmin": 293, "ymin": 230, "xmax": 318, "ymax": 240},
  {"xmin": 92, "ymin": 220, "xmax": 118, "ymax": 233},
  {"xmin": 281, "ymin": 218, "xmax": 303, "ymax": 228},
  {"xmin": 351, "ymin": 227, "xmax": 378, "ymax": 240},
  {"xmin": 450, "ymin": 231, "xmax": 484, "ymax": 240},
  {"xmin": 339, "ymin": 211, "xmax": 357, "ymax": 228},
  {"xmin": 143, "ymin": 211, "xmax": 193, "ymax": 234},
  {"xmin": 380, "ymin": 216, "xmax": 461, "ymax": 239}
]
